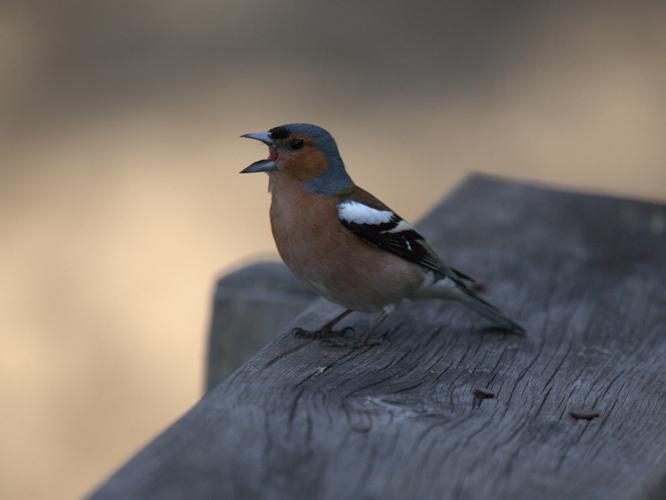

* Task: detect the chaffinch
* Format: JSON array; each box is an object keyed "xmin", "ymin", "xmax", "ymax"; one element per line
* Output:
[{"xmin": 241, "ymin": 123, "xmax": 525, "ymax": 345}]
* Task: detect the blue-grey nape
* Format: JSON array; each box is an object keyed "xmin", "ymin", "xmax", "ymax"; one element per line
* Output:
[{"xmin": 274, "ymin": 123, "xmax": 354, "ymax": 196}]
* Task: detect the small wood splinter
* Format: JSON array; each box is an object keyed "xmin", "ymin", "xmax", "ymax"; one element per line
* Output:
[{"xmin": 473, "ymin": 388, "xmax": 496, "ymax": 400}]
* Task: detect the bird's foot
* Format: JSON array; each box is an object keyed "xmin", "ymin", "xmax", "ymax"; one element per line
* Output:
[{"xmin": 292, "ymin": 326, "xmax": 355, "ymax": 340}]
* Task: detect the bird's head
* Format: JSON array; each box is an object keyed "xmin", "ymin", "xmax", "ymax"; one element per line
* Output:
[{"xmin": 241, "ymin": 123, "xmax": 353, "ymax": 195}]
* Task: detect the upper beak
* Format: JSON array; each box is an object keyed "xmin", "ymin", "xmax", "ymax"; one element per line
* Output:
[
  {"xmin": 240, "ymin": 131, "xmax": 278, "ymax": 174},
  {"xmin": 240, "ymin": 131, "xmax": 274, "ymax": 146}
]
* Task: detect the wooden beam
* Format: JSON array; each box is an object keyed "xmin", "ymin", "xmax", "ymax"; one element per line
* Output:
[
  {"xmin": 92, "ymin": 174, "xmax": 666, "ymax": 500},
  {"xmin": 206, "ymin": 261, "xmax": 315, "ymax": 391}
]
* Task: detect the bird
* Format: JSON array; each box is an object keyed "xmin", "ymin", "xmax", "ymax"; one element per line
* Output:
[{"xmin": 240, "ymin": 123, "xmax": 525, "ymax": 345}]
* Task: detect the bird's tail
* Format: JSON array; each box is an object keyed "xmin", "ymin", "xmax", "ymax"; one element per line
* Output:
[
  {"xmin": 456, "ymin": 291, "xmax": 526, "ymax": 334},
  {"xmin": 419, "ymin": 277, "xmax": 526, "ymax": 334}
]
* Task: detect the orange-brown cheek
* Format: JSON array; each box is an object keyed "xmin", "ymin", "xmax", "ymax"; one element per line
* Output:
[{"xmin": 280, "ymin": 149, "xmax": 328, "ymax": 182}]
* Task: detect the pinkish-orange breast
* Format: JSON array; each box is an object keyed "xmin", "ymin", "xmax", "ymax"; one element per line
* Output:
[{"xmin": 268, "ymin": 173, "xmax": 425, "ymax": 312}]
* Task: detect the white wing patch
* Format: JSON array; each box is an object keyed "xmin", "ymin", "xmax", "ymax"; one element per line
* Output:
[
  {"xmin": 337, "ymin": 201, "xmax": 394, "ymax": 225},
  {"xmin": 338, "ymin": 199, "xmax": 449, "ymax": 276}
]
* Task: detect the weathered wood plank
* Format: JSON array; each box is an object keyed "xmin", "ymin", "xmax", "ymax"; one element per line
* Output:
[
  {"xmin": 206, "ymin": 261, "xmax": 315, "ymax": 391},
  {"xmin": 92, "ymin": 174, "xmax": 666, "ymax": 500}
]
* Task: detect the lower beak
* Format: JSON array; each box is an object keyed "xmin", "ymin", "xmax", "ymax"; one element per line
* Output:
[
  {"xmin": 240, "ymin": 131, "xmax": 278, "ymax": 174},
  {"xmin": 240, "ymin": 159, "xmax": 277, "ymax": 174}
]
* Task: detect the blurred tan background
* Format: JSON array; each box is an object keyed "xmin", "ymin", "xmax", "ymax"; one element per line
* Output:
[{"xmin": 0, "ymin": 1, "xmax": 664, "ymax": 499}]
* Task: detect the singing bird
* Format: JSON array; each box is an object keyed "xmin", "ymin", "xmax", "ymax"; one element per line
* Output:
[{"xmin": 241, "ymin": 124, "xmax": 524, "ymax": 345}]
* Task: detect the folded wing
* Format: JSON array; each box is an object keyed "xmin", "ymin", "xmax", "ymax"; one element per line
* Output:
[{"xmin": 337, "ymin": 198, "xmax": 473, "ymax": 283}]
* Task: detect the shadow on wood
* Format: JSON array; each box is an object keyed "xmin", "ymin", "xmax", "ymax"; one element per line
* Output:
[{"xmin": 91, "ymin": 174, "xmax": 666, "ymax": 500}]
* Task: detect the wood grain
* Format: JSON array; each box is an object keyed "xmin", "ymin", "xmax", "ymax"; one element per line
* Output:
[{"xmin": 91, "ymin": 174, "xmax": 666, "ymax": 500}]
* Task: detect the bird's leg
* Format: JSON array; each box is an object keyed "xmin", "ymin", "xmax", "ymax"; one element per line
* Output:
[
  {"xmin": 326, "ymin": 306, "xmax": 395, "ymax": 348},
  {"xmin": 358, "ymin": 308, "xmax": 391, "ymax": 346},
  {"xmin": 292, "ymin": 309, "xmax": 354, "ymax": 339}
]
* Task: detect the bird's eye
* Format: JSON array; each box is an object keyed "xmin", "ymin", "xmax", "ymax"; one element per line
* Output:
[{"xmin": 290, "ymin": 138, "xmax": 304, "ymax": 150}]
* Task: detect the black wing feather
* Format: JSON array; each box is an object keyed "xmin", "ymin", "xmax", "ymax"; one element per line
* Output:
[{"xmin": 338, "ymin": 207, "xmax": 450, "ymax": 279}]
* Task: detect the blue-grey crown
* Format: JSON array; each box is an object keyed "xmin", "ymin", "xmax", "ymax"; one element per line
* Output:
[{"xmin": 270, "ymin": 123, "xmax": 354, "ymax": 195}]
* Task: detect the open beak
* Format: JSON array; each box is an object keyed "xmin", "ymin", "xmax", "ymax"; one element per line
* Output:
[{"xmin": 240, "ymin": 132, "xmax": 278, "ymax": 174}]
